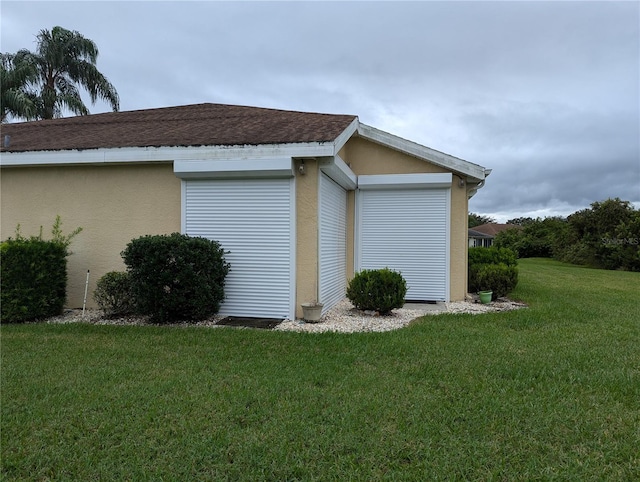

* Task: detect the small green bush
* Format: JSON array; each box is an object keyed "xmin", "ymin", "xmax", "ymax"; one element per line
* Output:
[
  {"xmin": 1, "ymin": 217, "xmax": 81, "ymax": 323},
  {"xmin": 469, "ymin": 263, "xmax": 518, "ymax": 300},
  {"xmin": 93, "ymin": 271, "xmax": 135, "ymax": 318},
  {"xmin": 121, "ymin": 233, "xmax": 230, "ymax": 324},
  {"xmin": 468, "ymin": 247, "xmax": 518, "ymax": 300},
  {"xmin": 1, "ymin": 239, "xmax": 67, "ymax": 323},
  {"xmin": 346, "ymin": 268, "xmax": 407, "ymax": 315}
]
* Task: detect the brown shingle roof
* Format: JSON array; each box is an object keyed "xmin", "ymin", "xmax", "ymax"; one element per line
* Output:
[
  {"xmin": 468, "ymin": 228, "xmax": 493, "ymax": 238},
  {"xmin": 0, "ymin": 103, "xmax": 357, "ymax": 152},
  {"xmin": 472, "ymin": 223, "xmax": 521, "ymax": 236}
]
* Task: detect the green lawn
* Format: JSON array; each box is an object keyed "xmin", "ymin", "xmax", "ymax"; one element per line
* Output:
[{"xmin": 2, "ymin": 259, "xmax": 639, "ymax": 480}]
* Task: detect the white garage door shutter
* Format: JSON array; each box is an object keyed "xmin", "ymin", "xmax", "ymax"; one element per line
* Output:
[
  {"xmin": 358, "ymin": 188, "xmax": 449, "ymax": 301},
  {"xmin": 319, "ymin": 173, "xmax": 347, "ymax": 313},
  {"xmin": 184, "ymin": 178, "xmax": 293, "ymax": 319}
]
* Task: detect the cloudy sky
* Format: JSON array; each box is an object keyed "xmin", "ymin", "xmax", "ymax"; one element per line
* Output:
[{"xmin": 2, "ymin": 0, "xmax": 638, "ymax": 221}]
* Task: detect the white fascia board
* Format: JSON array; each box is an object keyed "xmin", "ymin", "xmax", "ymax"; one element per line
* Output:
[
  {"xmin": 0, "ymin": 142, "xmax": 335, "ymax": 167},
  {"xmin": 357, "ymin": 123, "xmax": 487, "ymax": 182},
  {"xmin": 318, "ymin": 154, "xmax": 357, "ymax": 190},
  {"xmin": 332, "ymin": 117, "xmax": 360, "ymax": 154},
  {"xmin": 174, "ymin": 158, "xmax": 293, "ymax": 179},
  {"xmin": 358, "ymin": 173, "xmax": 452, "ymax": 190}
]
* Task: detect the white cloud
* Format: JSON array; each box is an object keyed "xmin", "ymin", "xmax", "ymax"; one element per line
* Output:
[{"xmin": 2, "ymin": 0, "xmax": 638, "ymax": 219}]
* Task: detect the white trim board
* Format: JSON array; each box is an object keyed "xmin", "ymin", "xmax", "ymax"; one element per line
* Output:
[
  {"xmin": 174, "ymin": 158, "xmax": 294, "ymax": 179},
  {"xmin": 0, "ymin": 142, "xmax": 335, "ymax": 167},
  {"xmin": 318, "ymin": 155, "xmax": 357, "ymax": 190},
  {"xmin": 358, "ymin": 173, "xmax": 452, "ymax": 190}
]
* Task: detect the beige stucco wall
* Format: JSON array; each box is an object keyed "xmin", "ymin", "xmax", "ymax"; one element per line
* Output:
[
  {"xmin": 341, "ymin": 137, "xmax": 469, "ymax": 301},
  {"xmin": 294, "ymin": 158, "xmax": 319, "ymax": 318},
  {"xmin": 451, "ymin": 174, "xmax": 470, "ymax": 300},
  {"xmin": 1, "ymin": 163, "xmax": 181, "ymax": 308}
]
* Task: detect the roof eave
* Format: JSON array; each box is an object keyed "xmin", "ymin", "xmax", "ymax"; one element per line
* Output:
[
  {"xmin": 0, "ymin": 142, "xmax": 338, "ymax": 167},
  {"xmin": 356, "ymin": 123, "xmax": 488, "ymax": 182}
]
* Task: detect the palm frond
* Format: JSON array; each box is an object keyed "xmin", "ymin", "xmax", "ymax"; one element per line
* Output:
[{"xmin": 14, "ymin": 26, "xmax": 119, "ymax": 119}]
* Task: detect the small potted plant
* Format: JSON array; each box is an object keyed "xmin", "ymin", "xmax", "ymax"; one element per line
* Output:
[{"xmin": 478, "ymin": 290, "xmax": 493, "ymax": 304}]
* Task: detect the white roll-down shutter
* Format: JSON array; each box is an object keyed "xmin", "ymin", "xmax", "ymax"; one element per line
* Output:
[
  {"xmin": 319, "ymin": 173, "xmax": 347, "ymax": 313},
  {"xmin": 184, "ymin": 178, "xmax": 293, "ymax": 318},
  {"xmin": 358, "ymin": 187, "xmax": 449, "ymax": 301}
]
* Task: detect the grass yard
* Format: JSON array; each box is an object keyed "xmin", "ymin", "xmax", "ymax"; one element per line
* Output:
[{"xmin": 1, "ymin": 259, "xmax": 639, "ymax": 480}]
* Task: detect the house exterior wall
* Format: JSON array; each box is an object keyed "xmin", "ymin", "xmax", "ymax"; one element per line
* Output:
[
  {"xmin": 2, "ymin": 158, "xmax": 324, "ymax": 319},
  {"xmin": 0, "ymin": 163, "xmax": 181, "ymax": 308},
  {"xmin": 340, "ymin": 137, "xmax": 469, "ymax": 301},
  {"xmin": 451, "ymin": 175, "xmax": 470, "ymax": 300},
  {"xmin": 294, "ymin": 158, "xmax": 319, "ymax": 318},
  {"xmin": 1, "ymin": 136, "xmax": 474, "ymax": 318}
]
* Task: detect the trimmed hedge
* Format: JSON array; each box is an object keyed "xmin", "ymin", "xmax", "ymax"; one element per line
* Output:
[
  {"xmin": 468, "ymin": 246, "xmax": 517, "ymax": 267},
  {"xmin": 121, "ymin": 233, "xmax": 230, "ymax": 323},
  {"xmin": 468, "ymin": 247, "xmax": 518, "ymax": 300},
  {"xmin": 469, "ymin": 263, "xmax": 518, "ymax": 300},
  {"xmin": 346, "ymin": 268, "xmax": 407, "ymax": 315},
  {"xmin": 1, "ymin": 239, "xmax": 67, "ymax": 323},
  {"xmin": 93, "ymin": 271, "xmax": 135, "ymax": 318}
]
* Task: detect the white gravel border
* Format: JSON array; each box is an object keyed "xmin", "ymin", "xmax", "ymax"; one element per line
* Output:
[
  {"xmin": 276, "ymin": 297, "xmax": 527, "ymax": 333},
  {"xmin": 40, "ymin": 297, "xmax": 527, "ymax": 333}
]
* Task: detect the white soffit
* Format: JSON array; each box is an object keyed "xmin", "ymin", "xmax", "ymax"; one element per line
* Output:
[
  {"xmin": 358, "ymin": 173, "xmax": 452, "ymax": 190},
  {"xmin": 174, "ymin": 158, "xmax": 293, "ymax": 179},
  {"xmin": 356, "ymin": 123, "xmax": 486, "ymax": 182}
]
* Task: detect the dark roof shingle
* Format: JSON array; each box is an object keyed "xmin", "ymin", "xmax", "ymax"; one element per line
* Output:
[
  {"xmin": 0, "ymin": 103, "xmax": 357, "ymax": 152},
  {"xmin": 472, "ymin": 223, "xmax": 521, "ymax": 236}
]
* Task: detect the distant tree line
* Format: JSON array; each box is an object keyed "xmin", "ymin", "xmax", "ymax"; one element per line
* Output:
[
  {"xmin": 1, "ymin": 26, "xmax": 118, "ymax": 122},
  {"xmin": 485, "ymin": 198, "xmax": 639, "ymax": 272},
  {"xmin": 468, "ymin": 213, "xmax": 496, "ymax": 228}
]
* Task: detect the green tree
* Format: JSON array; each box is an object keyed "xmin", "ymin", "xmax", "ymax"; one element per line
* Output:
[
  {"xmin": 493, "ymin": 227, "xmax": 525, "ymax": 256},
  {"xmin": 0, "ymin": 52, "xmax": 38, "ymax": 122},
  {"xmin": 560, "ymin": 198, "xmax": 639, "ymax": 271},
  {"xmin": 469, "ymin": 213, "xmax": 495, "ymax": 228},
  {"xmin": 506, "ymin": 217, "xmax": 535, "ymax": 227},
  {"xmin": 613, "ymin": 209, "xmax": 640, "ymax": 271},
  {"xmin": 14, "ymin": 26, "xmax": 119, "ymax": 119},
  {"xmin": 495, "ymin": 217, "xmax": 567, "ymax": 258}
]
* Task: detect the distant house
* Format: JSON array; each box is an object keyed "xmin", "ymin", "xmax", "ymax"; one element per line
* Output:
[
  {"xmin": 1, "ymin": 103, "xmax": 490, "ymax": 319},
  {"xmin": 468, "ymin": 228, "xmax": 494, "ymax": 248},
  {"xmin": 468, "ymin": 223, "xmax": 520, "ymax": 248}
]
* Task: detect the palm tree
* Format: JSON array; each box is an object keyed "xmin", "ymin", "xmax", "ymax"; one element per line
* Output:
[
  {"xmin": 15, "ymin": 26, "xmax": 119, "ymax": 119},
  {"xmin": 1, "ymin": 52, "xmax": 38, "ymax": 122}
]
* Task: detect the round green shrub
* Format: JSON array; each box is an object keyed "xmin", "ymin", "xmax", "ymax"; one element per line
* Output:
[
  {"xmin": 121, "ymin": 233, "xmax": 230, "ymax": 324},
  {"xmin": 1, "ymin": 239, "xmax": 67, "ymax": 323},
  {"xmin": 93, "ymin": 271, "xmax": 135, "ymax": 318},
  {"xmin": 468, "ymin": 246, "xmax": 519, "ymax": 300},
  {"xmin": 346, "ymin": 268, "xmax": 407, "ymax": 315},
  {"xmin": 469, "ymin": 263, "xmax": 518, "ymax": 300}
]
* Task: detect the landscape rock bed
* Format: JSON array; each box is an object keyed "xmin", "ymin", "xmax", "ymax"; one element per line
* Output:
[
  {"xmin": 39, "ymin": 297, "xmax": 527, "ymax": 333},
  {"xmin": 276, "ymin": 297, "xmax": 527, "ymax": 333}
]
